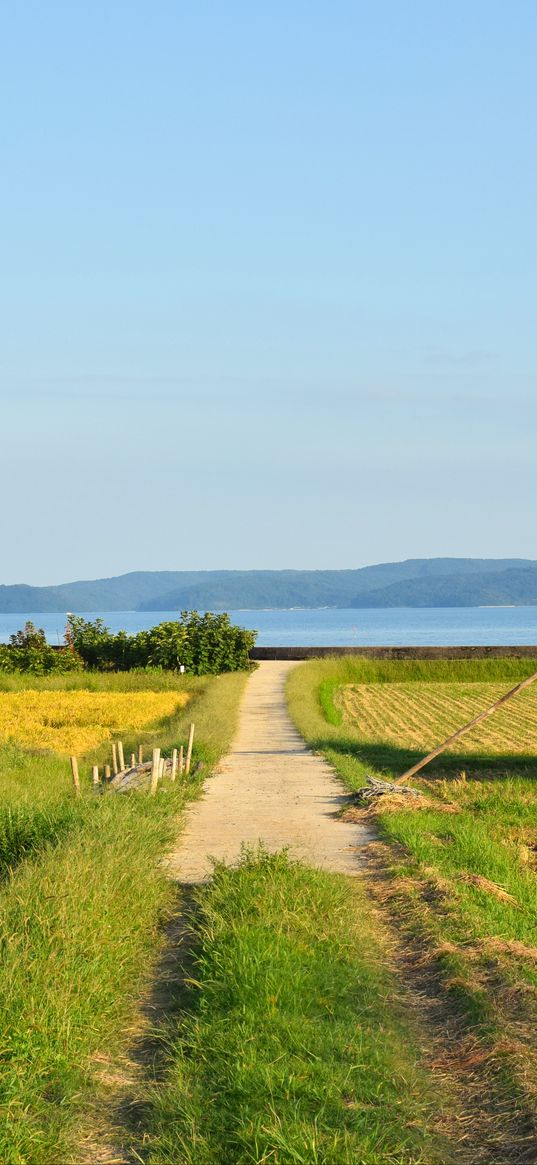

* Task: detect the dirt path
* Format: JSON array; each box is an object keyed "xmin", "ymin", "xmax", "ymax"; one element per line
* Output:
[
  {"xmin": 80, "ymin": 663, "xmax": 371, "ymax": 1162},
  {"xmin": 167, "ymin": 661, "xmax": 371, "ymax": 882},
  {"xmin": 81, "ymin": 665, "xmax": 535, "ymax": 1165}
]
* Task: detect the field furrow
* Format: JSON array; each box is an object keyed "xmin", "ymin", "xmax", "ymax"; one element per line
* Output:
[{"xmin": 340, "ymin": 682, "xmax": 537, "ymax": 756}]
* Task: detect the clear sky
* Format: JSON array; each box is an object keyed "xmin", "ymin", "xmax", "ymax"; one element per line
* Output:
[{"xmin": 1, "ymin": 1, "xmax": 536, "ymax": 585}]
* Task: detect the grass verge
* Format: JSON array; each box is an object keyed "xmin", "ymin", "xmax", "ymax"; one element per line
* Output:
[
  {"xmin": 0, "ymin": 670, "xmax": 247, "ymax": 1164},
  {"xmin": 141, "ymin": 848, "xmax": 444, "ymax": 1165},
  {"xmin": 286, "ymin": 657, "xmax": 537, "ymax": 1143}
]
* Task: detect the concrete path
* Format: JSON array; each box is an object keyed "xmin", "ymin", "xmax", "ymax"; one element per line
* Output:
[{"xmin": 167, "ymin": 661, "xmax": 370, "ymax": 883}]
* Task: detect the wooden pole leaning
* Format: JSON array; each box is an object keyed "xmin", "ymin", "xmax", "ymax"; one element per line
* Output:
[
  {"xmin": 150, "ymin": 748, "xmax": 161, "ymax": 795},
  {"xmin": 171, "ymin": 748, "xmax": 178, "ymax": 781},
  {"xmin": 395, "ymin": 668, "xmax": 537, "ymax": 786},
  {"xmin": 70, "ymin": 756, "xmax": 81, "ymax": 797},
  {"xmin": 185, "ymin": 723, "xmax": 195, "ymax": 775},
  {"xmin": 117, "ymin": 741, "xmax": 125, "ymax": 771}
]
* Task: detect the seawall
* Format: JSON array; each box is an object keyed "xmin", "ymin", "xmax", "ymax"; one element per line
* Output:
[{"xmin": 249, "ymin": 645, "xmax": 537, "ymax": 660}]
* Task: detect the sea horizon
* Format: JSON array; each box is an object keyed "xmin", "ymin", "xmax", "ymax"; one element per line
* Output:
[{"xmin": 2, "ymin": 606, "xmax": 537, "ymax": 648}]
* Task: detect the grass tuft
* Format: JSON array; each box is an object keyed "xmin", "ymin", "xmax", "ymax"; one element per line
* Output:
[{"xmin": 143, "ymin": 848, "xmax": 444, "ymax": 1165}]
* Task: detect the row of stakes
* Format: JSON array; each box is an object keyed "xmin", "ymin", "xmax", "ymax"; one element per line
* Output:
[{"xmin": 69, "ymin": 722, "xmax": 195, "ymax": 797}]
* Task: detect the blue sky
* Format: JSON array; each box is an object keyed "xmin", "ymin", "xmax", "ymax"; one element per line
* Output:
[{"xmin": 1, "ymin": 1, "xmax": 536, "ymax": 584}]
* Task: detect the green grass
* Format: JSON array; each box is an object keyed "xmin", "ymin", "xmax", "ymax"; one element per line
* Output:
[
  {"xmin": 0, "ymin": 669, "xmax": 247, "ymax": 1164},
  {"xmin": 0, "ymin": 671, "xmax": 236, "ymax": 878},
  {"xmin": 0, "ymin": 667, "xmax": 203, "ymax": 692},
  {"xmin": 287, "ymin": 657, "xmax": 537, "ymax": 1115},
  {"xmin": 286, "ymin": 655, "xmax": 537, "ymax": 785},
  {"xmin": 142, "ymin": 848, "xmax": 444, "ymax": 1165}
]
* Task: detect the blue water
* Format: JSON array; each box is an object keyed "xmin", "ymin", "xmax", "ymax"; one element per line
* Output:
[{"xmin": 2, "ymin": 607, "xmax": 537, "ymax": 646}]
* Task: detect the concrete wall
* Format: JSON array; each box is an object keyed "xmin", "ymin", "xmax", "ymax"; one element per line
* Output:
[
  {"xmin": 250, "ymin": 645, "xmax": 537, "ymax": 661},
  {"xmin": 46, "ymin": 642, "xmax": 537, "ymax": 661}
]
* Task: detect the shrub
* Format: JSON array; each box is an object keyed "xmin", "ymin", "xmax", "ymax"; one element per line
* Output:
[
  {"xmin": 67, "ymin": 612, "xmax": 256, "ymax": 674},
  {"xmin": 0, "ymin": 623, "xmax": 83, "ymax": 675}
]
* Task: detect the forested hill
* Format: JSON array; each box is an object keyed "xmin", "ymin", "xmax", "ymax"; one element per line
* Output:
[
  {"xmin": 1, "ymin": 559, "xmax": 537, "ymax": 612},
  {"xmin": 350, "ymin": 566, "xmax": 537, "ymax": 608}
]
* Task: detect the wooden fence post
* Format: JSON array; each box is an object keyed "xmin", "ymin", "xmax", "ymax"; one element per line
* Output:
[
  {"xmin": 92, "ymin": 765, "xmax": 100, "ymax": 786},
  {"xmin": 171, "ymin": 748, "xmax": 178, "ymax": 781},
  {"xmin": 70, "ymin": 756, "xmax": 81, "ymax": 797},
  {"xmin": 131, "ymin": 752, "xmax": 136, "ymax": 768},
  {"xmin": 118, "ymin": 741, "xmax": 125, "ymax": 771},
  {"xmin": 185, "ymin": 724, "xmax": 195, "ymax": 775},
  {"xmin": 138, "ymin": 744, "xmax": 143, "ymax": 764},
  {"xmin": 112, "ymin": 742, "xmax": 119, "ymax": 776},
  {"xmin": 179, "ymin": 745, "xmax": 184, "ymax": 775},
  {"xmin": 150, "ymin": 748, "xmax": 161, "ymax": 795},
  {"xmin": 104, "ymin": 763, "xmax": 111, "ymax": 781}
]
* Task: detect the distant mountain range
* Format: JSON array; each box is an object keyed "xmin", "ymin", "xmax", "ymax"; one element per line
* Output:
[{"xmin": 1, "ymin": 559, "xmax": 537, "ymax": 613}]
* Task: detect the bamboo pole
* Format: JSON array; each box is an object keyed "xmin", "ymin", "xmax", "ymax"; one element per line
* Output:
[
  {"xmin": 179, "ymin": 745, "xmax": 184, "ymax": 775},
  {"xmin": 138, "ymin": 744, "xmax": 143, "ymax": 764},
  {"xmin": 185, "ymin": 723, "xmax": 195, "ymax": 775},
  {"xmin": 117, "ymin": 741, "xmax": 125, "ymax": 771},
  {"xmin": 70, "ymin": 756, "xmax": 81, "ymax": 797},
  {"xmin": 92, "ymin": 765, "xmax": 100, "ymax": 786},
  {"xmin": 112, "ymin": 742, "xmax": 119, "ymax": 776},
  {"xmin": 395, "ymin": 668, "xmax": 537, "ymax": 786},
  {"xmin": 150, "ymin": 748, "xmax": 161, "ymax": 795},
  {"xmin": 171, "ymin": 748, "xmax": 178, "ymax": 781}
]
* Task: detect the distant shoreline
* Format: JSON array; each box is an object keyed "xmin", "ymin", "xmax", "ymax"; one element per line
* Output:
[
  {"xmin": 0, "ymin": 602, "xmax": 535, "ymax": 615},
  {"xmin": 2, "ymin": 558, "xmax": 537, "ymax": 613}
]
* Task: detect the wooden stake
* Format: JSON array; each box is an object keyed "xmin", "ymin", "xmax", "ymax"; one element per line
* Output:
[
  {"xmin": 131, "ymin": 752, "xmax": 136, "ymax": 768},
  {"xmin": 171, "ymin": 748, "xmax": 178, "ymax": 781},
  {"xmin": 104, "ymin": 763, "xmax": 111, "ymax": 781},
  {"xmin": 70, "ymin": 756, "xmax": 81, "ymax": 797},
  {"xmin": 179, "ymin": 744, "xmax": 184, "ymax": 774},
  {"xmin": 112, "ymin": 742, "xmax": 119, "ymax": 776},
  {"xmin": 138, "ymin": 744, "xmax": 143, "ymax": 764},
  {"xmin": 92, "ymin": 765, "xmax": 100, "ymax": 786},
  {"xmin": 185, "ymin": 723, "xmax": 195, "ymax": 775},
  {"xmin": 395, "ymin": 668, "xmax": 537, "ymax": 786},
  {"xmin": 150, "ymin": 748, "xmax": 161, "ymax": 795},
  {"xmin": 117, "ymin": 741, "xmax": 125, "ymax": 771},
  {"xmin": 159, "ymin": 757, "xmax": 165, "ymax": 780}
]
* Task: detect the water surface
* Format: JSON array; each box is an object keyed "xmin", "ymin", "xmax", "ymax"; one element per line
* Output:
[{"xmin": 2, "ymin": 607, "xmax": 537, "ymax": 647}]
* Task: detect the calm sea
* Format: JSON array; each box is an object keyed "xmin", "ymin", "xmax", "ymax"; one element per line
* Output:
[{"xmin": 2, "ymin": 607, "xmax": 537, "ymax": 647}]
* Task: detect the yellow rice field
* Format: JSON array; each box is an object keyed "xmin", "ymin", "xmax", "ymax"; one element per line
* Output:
[
  {"xmin": 0, "ymin": 690, "xmax": 190, "ymax": 755},
  {"xmin": 338, "ymin": 682, "xmax": 537, "ymax": 756}
]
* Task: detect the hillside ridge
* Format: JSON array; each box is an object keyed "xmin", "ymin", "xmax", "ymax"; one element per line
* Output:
[{"xmin": 1, "ymin": 559, "xmax": 536, "ymax": 612}]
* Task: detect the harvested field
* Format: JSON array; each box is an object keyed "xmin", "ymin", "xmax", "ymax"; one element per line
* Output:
[{"xmin": 338, "ymin": 680, "xmax": 537, "ymax": 757}]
